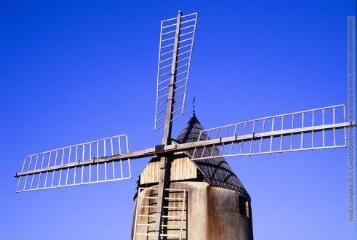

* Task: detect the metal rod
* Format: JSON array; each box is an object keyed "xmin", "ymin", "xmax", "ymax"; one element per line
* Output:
[
  {"xmin": 162, "ymin": 22, "xmax": 179, "ymax": 29},
  {"xmin": 81, "ymin": 165, "xmax": 84, "ymax": 184},
  {"xmin": 89, "ymin": 144, "xmax": 92, "ymax": 182},
  {"xmin": 75, "ymin": 146, "xmax": 78, "ymax": 162},
  {"xmin": 270, "ymin": 118, "xmax": 275, "ymax": 152},
  {"xmin": 16, "ymin": 177, "xmax": 22, "ymax": 192},
  {"xmin": 109, "ymin": 138, "xmax": 114, "ymax": 179},
  {"xmin": 179, "ymin": 30, "xmax": 194, "ymax": 38},
  {"xmin": 44, "ymin": 152, "xmax": 51, "ymax": 188},
  {"xmin": 161, "ymin": 42, "xmax": 175, "ymax": 49},
  {"xmin": 36, "ymin": 154, "xmax": 46, "ymax": 189},
  {"xmin": 333, "ymin": 107, "xmax": 336, "ymax": 146},
  {"xmin": 23, "ymin": 175, "xmax": 28, "ymax": 191},
  {"xmin": 158, "ymin": 77, "xmax": 171, "ymax": 85},
  {"xmin": 162, "ymin": 36, "xmax": 176, "ymax": 43},
  {"xmin": 343, "ymin": 106, "xmax": 347, "ymax": 145},
  {"xmin": 51, "ymin": 151, "xmax": 58, "ymax": 187},
  {"xmin": 81, "ymin": 145, "xmax": 85, "ymax": 183},
  {"xmin": 280, "ymin": 116, "xmax": 284, "ymax": 151},
  {"xmin": 159, "ymin": 56, "xmax": 173, "ymax": 63},
  {"xmin": 73, "ymin": 167, "xmax": 77, "ymax": 184},
  {"xmin": 21, "ymin": 157, "xmax": 28, "ymax": 173},
  {"xmin": 312, "ymin": 111, "xmax": 315, "ymax": 147},
  {"xmin": 58, "ymin": 148, "xmax": 65, "ymax": 186},
  {"xmin": 179, "ymin": 25, "xmax": 195, "ymax": 31},
  {"xmin": 162, "ymin": 16, "xmax": 177, "ymax": 22},
  {"xmin": 322, "ymin": 109, "xmax": 325, "ymax": 147},
  {"xmin": 104, "ymin": 140, "xmax": 107, "ymax": 180},
  {"xmin": 290, "ymin": 114, "xmax": 295, "ymax": 150},
  {"xmin": 161, "ymin": 29, "xmax": 177, "ymax": 36},
  {"xmin": 300, "ymin": 113, "xmax": 304, "ymax": 149},
  {"xmin": 249, "ymin": 120, "xmax": 256, "ymax": 153},
  {"xmin": 176, "ymin": 56, "xmax": 190, "ymax": 64},
  {"xmin": 181, "ymin": 12, "xmax": 197, "ymax": 18},
  {"xmin": 119, "ymin": 137, "xmax": 123, "ymax": 178},
  {"xmin": 240, "ymin": 122, "xmax": 247, "ymax": 154},
  {"xmin": 259, "ymin": 119, "xmax": 266, "ymax": 152},
  {"xmin": 26, "ymin": 156, "xmax": 33, "ymax": 170},
  {"xmin": 29, "ymin": 155, "xmax": 39, "ymax": 189},
  {"xmin": 220, "ymin": 127, "xmax": 230, "ymax": 155},
  {"xmin": 82, "ymin": 144, "xmax": 85, "ymax": 161},
  {"xmin": 178, "ymin": 37, "xmax": 193, "ymax": 44},
  {"xmin": 159, "ymin": 63, "xmax": 172, "ymax": 70},
  {"xmin": 180, "ymin": 19, "xmax": 196, "ymax": 25},
  {"xmin": 230, "ymin": 124, "xmax": 239, "ymax": 154},
  {"xmin": 126, "ymin": 135, "xmax": 131, "ymax": 178},
  {"xmin": 104, "ymin": 161, "xmax": 107, "ymax": 181},
  {"xmin": 40, "ymin": 154, "xmax": 45, "ymax": 169},
  {"xmin": 66, "ymin": 147, "xmax": 72, "ymax": 185},
  {"xmin": 200, "ymin": 130, "xmax": 211, "ymax": 158},
  {"xmin": 97, "ymin": 163, "xmax": 99, "ymax": 181}
]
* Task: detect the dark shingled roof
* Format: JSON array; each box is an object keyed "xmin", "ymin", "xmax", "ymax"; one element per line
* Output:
[{"xmin": 177, "ymin": 113, "xmax": 250, "ymax": 199}]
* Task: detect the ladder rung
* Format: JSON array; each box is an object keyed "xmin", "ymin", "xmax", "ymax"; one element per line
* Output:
[
  {"xmin": 137, "ymin": 206, "xmax": 186, "ymax": 211},
  {"xmin": 139, "ymin": 205, "xmax": 157, "ymax": 208},
  {"xmin": 137, "ymin": 214, "xmax": 158, "ymax": 218},
  {"xmin": 135, "ymin": 232, "xmax": 182, "ymax": 237},
  {"xmin": 136, "ymin": 223, "xmax": 155, "ymax": 226},
  {"xmin": 164, "ymin": 188, "xmax": 186, "ymax": 192},
  {"xmin": 142, "ymin": 196, "xmax": 158, "ymax": 199},
  {"xmin": 148, "ymin": 193, "xmax": 158, "ymax": 196},
  {"xmin": 164, "ymin": 197, "xmax": 184, "ymax": 201},
  {"xmin": 161, "ymin": 224, "xmax": 185, "ymax": 228},
  {"xmin": 164, "ymin": 207, "xmax": 182, "ymax": 210},
  {"xmin": 162, "ymin": 215, "xmax": 182, "ymax": 220},
  {"xmin": 135, "ymin": 233, "xmax": 154, "ymax": 236},
  {"xmin": 160, "ymin": 233, "xmax": 181, "ymax": 237}
]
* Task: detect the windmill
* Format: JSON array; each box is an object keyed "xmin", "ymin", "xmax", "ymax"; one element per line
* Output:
[{"xmin": 15, "ymin": 11, "xmax": 356, "ymax": 240}]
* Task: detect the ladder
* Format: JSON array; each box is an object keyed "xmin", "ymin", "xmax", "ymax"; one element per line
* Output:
[{"xmin": 133, "ymin": 187, "xmax": 187, "ymax": 240}]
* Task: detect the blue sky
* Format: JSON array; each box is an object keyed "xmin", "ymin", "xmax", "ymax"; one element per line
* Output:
[{"xmin": 0, "ymin": 0, "xmax": 356, "ymax": 239}]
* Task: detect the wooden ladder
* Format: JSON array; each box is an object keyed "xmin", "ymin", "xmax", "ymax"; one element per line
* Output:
[{"xmin": 133, "ymin": 187, "xmax": 187, "ymax": 240}]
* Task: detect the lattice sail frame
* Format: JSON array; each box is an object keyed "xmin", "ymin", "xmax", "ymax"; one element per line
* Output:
[
  {"xmin": 16, "ymin": 134, "xmax": 131, "ymax": 192},
  {"xmin": 192, "ymin": 104, "xmax": 351, "ymax": 160},
  {"xmin": 154, "ymin": 12, "xmax": 198, "ymax": 129}
]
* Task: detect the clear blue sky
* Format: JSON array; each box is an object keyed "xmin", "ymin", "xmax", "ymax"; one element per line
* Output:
[{"xmin": 0, "ymin": 0, "xmax": 356, "ymax": 239}]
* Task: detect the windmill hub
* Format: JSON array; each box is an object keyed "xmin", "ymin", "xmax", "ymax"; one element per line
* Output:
[{"xmin": 154, "ymin": 144, "xmax": 166, "ymax": 155}]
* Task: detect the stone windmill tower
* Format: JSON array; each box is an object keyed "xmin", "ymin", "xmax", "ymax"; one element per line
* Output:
[
  {"xmin": 132, "ymin": 114, "xmax": 253, "ymax": 240},
  {"xmin": 15, "ymin": 11, "xmax": 355, "ymax": 240}
]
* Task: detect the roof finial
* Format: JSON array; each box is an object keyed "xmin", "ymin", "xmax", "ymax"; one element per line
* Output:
[{"xmin": 192, "ymin": 97, "xmax": 196, "ymax": 115}]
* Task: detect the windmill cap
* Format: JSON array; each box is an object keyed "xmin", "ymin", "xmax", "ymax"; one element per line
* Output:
[{"xmin": 177, "ymin": 114, "xmax": 251, "ymax": 199}]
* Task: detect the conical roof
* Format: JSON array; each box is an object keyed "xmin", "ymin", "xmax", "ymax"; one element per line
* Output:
[{"xmin": 177, "ymin": 113, "xmax": 250, "ymax": 199}]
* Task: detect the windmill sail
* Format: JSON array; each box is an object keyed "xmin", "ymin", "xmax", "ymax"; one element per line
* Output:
[
  {"xmin": 16, "ymin": 134, "xmax": 131, "ymax": 192},
  {"xmin": 154, "ymin": 12, "xmax": 198, "ymax": 129},
  {"xmin": 191, "ymin": 104, "xmax": 355, "ymax": 160}
]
